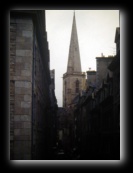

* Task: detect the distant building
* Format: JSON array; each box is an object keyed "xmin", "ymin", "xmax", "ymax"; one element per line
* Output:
[
  {"xmin": 63, "ymin": 12, "xmax": 86, "ymax": 108},
  {"xmin": 50, "ymin": 69, "xmax": 57, "ymax": 108},
  {"xmin": 10, "ymin": 10, "xmax": 54, "ymax": 159},
  {"xmin": 96, "ymin": 56, "xmax": 113, "ymax": 88},
  {"xmin": 86, "ymin": 70, "xmax": 96, "ymax": 89}
]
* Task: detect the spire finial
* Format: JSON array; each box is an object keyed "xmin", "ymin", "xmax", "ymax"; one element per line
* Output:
[{"xmin": 73, "ymin": 10, "xmax": 75, "ymax": 21}]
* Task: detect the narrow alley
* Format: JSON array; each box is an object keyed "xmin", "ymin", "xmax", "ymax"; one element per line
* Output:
[{"xmin": 10, "ymin": 10, "xmax": 120, "ymax": 160}]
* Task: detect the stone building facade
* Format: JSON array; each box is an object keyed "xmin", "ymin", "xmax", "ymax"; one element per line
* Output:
[
  {"xmin": 10, "ymin": 10, "xmax": 54, "ymax": 160},
  {"xmin": 63, "ymin": 12, "xmax": 86, "ymax": 108}
]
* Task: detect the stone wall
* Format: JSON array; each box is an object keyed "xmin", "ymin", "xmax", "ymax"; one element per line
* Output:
[
  {"xmin": 10, "ymin": 22, "xmax": 16, "ymax": 159},
  {"xmin": 10, "ymin": 10, "xmax": 54, "ymax": 160},
  {"xmin": 10, "ymin": 16, "xmax": 33, "ymax": 159}
]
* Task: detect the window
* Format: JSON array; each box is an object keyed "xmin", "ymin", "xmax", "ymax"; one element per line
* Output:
[
  {"xmin": 67, "ymin": 89, "xmax": 71, "ymax": 94},
  {"xmin": 75, "ymin": 79, "xmax": 79, "ymax": 93}
]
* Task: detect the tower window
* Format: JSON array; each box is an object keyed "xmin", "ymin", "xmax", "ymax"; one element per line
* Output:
[
  {"xmin": 75, "ymin": 79, "xmax": 79, "ymax": 93},
  {"xmin": 67, "ymin": 89, "xmax": 71, "ymax": 94}
]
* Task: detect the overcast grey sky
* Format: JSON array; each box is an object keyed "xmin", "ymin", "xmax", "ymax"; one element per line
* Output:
[{"xmin": 46, "ymin": 10, "xmax": 119, "ymax": 107}]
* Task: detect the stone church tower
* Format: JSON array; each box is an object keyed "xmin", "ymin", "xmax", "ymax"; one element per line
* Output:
[{"xmin": 63, "ymin": 12, "xmax": 86, "ymax": 108}]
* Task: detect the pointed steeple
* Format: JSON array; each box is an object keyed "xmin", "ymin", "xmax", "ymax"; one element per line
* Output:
[{"xmin": 67, "ymin": 12, "xmax": 82, "ymax": 74}]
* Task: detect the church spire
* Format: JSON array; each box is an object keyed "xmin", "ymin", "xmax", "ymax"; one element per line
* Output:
[
  {"xmin": 63, "ymin": 12, "xmax": 86, "ymax": 108},
  {"xmin": 67, "ymin": 11, "xmax": 82, "ymax": 74}
]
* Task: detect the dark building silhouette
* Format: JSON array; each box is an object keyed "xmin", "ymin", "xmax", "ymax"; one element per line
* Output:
[
  {"xmin": 49, "ymin": 69, "xmax": 58, "ymax": 159},
  {"xmin": 108, "ymin": 27, "xmax": 120, "ymax": 159},
  {"xmin": 73, "ymin": 27, "xmax": 120, "ymax": 160}
]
